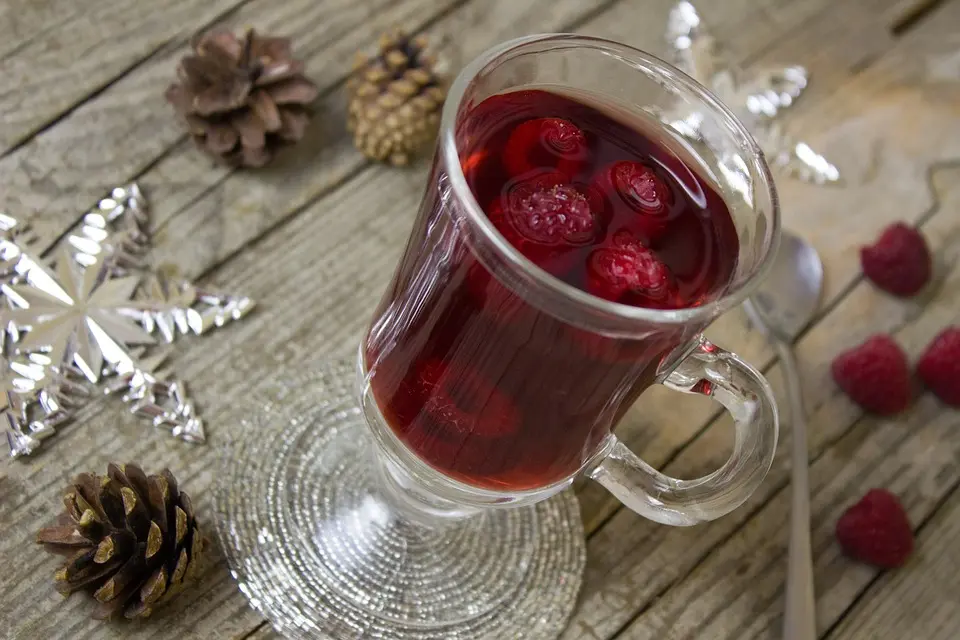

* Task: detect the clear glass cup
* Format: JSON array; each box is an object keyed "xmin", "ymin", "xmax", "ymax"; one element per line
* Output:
[
  {"xmin": 216, "ymin": 33, "xmax": 780, "ymax": 639},
  {"xmin": 361, "ymin": 33, "xmax": 779, "ymax": 528}
]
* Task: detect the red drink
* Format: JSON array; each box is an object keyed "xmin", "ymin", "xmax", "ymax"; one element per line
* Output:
[{"xmin": 365, "ymin": 89, "xmax": 739, "ymax": 491}]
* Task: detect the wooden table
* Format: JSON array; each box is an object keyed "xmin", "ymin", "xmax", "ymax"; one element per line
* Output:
[{"xmin": 1, "ymin": 0, "xmax": 959, "ymax": 637}]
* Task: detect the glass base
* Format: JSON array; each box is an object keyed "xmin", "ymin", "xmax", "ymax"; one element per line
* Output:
[{"xmin": 213, "ymin": 361, "xmax": 586, "ymax": 639}]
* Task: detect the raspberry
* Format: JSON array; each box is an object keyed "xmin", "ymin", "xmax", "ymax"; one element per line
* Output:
[
  {"xmin": 836, "ymin": 489, "xmax": 914, "ymax": 568},
  {"xmin": 830, "ymin": 335, "xmax": 912, "ymax": 415},
  {"xmin": 503, "ymin": 118, "xmax": 588, "ymax": 179},
  {"xmin": 860, "ymin": 223, "xmax": 932, "ymax": 297},
  {"xmin": 916, "ymin": 327, "xmax": 960, "ymax": 406},
  {"xmin": 488, "ymin": 170, "xmax": 603, "ymax": 272},
  {"xmin": 585, "ymin": 230, "xmax": 679, "ymax": 307},
  {"xmin": 594, "ymin": 161, "xmax": 674, "ymax": 242},
  {"xmin": 418, "ymin": 359, "xmax": 520, "ymax": 438}
]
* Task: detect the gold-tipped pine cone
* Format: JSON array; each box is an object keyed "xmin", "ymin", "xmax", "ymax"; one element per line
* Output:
[
  {"xmin": 37, "ymin": 463, "xmax": 203, "ymax": 620},
  {"xmin": 347, "ymin": 30, "xmax": 448, "ymax": 166}
]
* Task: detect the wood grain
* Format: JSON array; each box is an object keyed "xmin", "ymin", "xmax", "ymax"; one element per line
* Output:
[
  {"xmin": 0, "ymin": 0, "xmax": 92, "ymax": 60},
  {"xmin": 574, "ymin": 0, "xmax": 926, "ymax": 535},
  {"xmin": 0, "ymin": 0, "xmax": 467, "ymax": 259},
  {"xmin": 826, "ymin": 488, "xmax": 960, "ymax": 640},
  {"xmin": 563, "ymin": 1, "xmax": 960, "ymax": 636},
  {"xmin": 608, "ymin": 164, "xmax": 960, "ymax": 640},
  {"xmin": 240, "ymin": 623, "xmax": 281, "ymax": 640},
  {"xmin": 0, "ymin": 0, "xmax": 250, "ymax": 153},
  {"xmin": 1, "ymin": 0, "xmax": 959, "ymax": 638}
]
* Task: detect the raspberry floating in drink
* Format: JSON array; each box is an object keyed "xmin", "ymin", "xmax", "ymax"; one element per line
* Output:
[
  {"xmin": 594, "ymin": 160, "xmax": 674, "ymax": 242},
  {"xmin": 503, "ymin": 117, "xmax": 588, "ymax": 179},
  {"xmin": 586, "ymin": 230, "xmax": 679, "ymax": 307},
  {"xmin": 419, "ymin": 359, "xmax": 521, "ymax": 438},
  {"xmin": 489, "ymin": 170, "xmax": 604, "ymax": 272},
  {"xmin": 366, "ymin": 88, "xmax": 739, "ymax": 489}
]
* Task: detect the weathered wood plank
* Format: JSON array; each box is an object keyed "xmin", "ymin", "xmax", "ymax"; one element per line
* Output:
[
  {"xmin": 615, "ymin": 172, "xmax": 960, "ymax": 640},
  {"xmin": 826, "ymin": 487, "xmax": 960, "ymax": 640},
  {"xmin": 0, "ymin": 2, "xmax": 633, "ymax": 638},
  {"xmin": 241, "ymin": 623, "xmax": 282, "ymax": 640},
  {"xmin": 574, "ymin": 0, "xmax": 927, "ymax": 534},
  {"xmin": 564, "ymin": 155, "xmax": 960, "ymax": 640},
  {"xmin": 0, "ymin": 0, "xmax": 90, "ymax": 61},
  {"xmin": 0, "ymin": 0, "xmax": 466, "ymax": 257},
  {"xmin": 1, "ymin": 0, "xmax": 879, "ymax": 296},
  {"xmin": 0, "ymin": 0, "xmax": 251, "ymax": 153},
  {"xmin": 621, "ymin": 395, "xmax": 960, "ymax": 640},
  {"xmin": 1, "ymin": 1, "xmax": 956, "ymax": 639},
  {"xmin": 561, "ymin": 3, "xmax": 960, "ymax": 632}
]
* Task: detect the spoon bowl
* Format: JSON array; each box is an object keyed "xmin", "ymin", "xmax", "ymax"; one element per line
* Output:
[{"xmin": 745, "ymin": 233, "xmax": 824, "ymax": 341}]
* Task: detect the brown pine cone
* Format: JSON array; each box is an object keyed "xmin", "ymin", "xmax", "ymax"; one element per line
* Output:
[
  {"xmin": 347, "ymin": 30, "xmax": 448, "ymax": 166},
  {"xmin": 166, "ymin": 28, "xmax": 319, "ymax": 168},
  {"xmin": 37, "ymin": 464, "xmax": 203, "ymax": 620}
]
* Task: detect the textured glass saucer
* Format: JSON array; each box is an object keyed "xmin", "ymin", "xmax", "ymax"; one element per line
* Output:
[{"xmin": 213, "ymin": 361, "xmax": 586, "ymax": 639}]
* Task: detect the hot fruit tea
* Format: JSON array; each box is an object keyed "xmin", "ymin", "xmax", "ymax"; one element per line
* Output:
[{"xmin": 364, "ymin": 89, "xmax": 739, "ymax": 490}]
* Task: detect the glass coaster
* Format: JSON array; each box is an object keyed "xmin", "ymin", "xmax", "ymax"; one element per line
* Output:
[{"xmin": 212, "ymin": 360, "xmax": 586, "ymax": 639}]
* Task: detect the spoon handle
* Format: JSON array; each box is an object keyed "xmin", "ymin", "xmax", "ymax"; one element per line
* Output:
[{"xmin": 777, "ymin": 340, "xmax": 817, "ymax": 640}]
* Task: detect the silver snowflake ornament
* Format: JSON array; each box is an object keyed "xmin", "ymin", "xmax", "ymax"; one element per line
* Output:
[
  {"xmin": 104, "ymin": 349, "xmax": 205, "ymax": 444},
  {"xmin": 138, "ymin": 273, "xmax": 254, "ymax": 344},
  {"xmin": 666, "ymin": 1, "xmax": 840, "ymax": 184},
  {"xmin": 4, "ymin": 247, "xmax": 154, "ymax": 383},
  {"xmin": 1, "ymin": 183, "xmax": 255, "ymax": 458},
  {"xmin": 69, "ymin": 183, "xmax": 150, "ymax": 272},
  {"xmin": 0, "ymin": 337, "xmax": 87, "ymax": 458}
]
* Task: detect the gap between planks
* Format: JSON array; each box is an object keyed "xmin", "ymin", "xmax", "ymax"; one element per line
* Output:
[
  {"xmin": 578, "ymin": 0, "xmax": 960, "ymax": 540},
  {"xmin": 0, "ymin": 0, "xmax": 260, "ymax": 160},
  {"xmin": 820, "ymin": 477, "xmax": 960, "ymax": 640},
  {"xmin": 127, "ymin": 0, "xmax": 626, "ymax": 287},
  {"xmin": 3, "ymin": 2, "xmax": 952, "ymax": 636},
  {"xmin": 589, "ymin": 152, "xmax": 960, "ymax": 547},
  {"xmin": 5, "ymin": 0, "xmax": 473, "ymax": 271}
]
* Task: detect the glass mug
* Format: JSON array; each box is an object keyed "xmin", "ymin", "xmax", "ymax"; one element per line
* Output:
[
  {"xmin": 359, "ymin": 33, "xmax": 779, "ymax": 529},
  {"xmin": 217, "ymin": 34, "xmax": 782, "ymax": 639}
]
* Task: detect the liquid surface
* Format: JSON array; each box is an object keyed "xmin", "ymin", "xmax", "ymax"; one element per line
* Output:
[{"xmin": 364, "ymin": 89, "xmax": 739, "ymax": 490}]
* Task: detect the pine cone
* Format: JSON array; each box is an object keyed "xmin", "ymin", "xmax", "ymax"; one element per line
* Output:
[
  {"xmin": 37, "ymin": 464, "xmax": 203, "ymax": 620},
  {"xmin": 347, "ymin": 31, "xmax": 448, "ymax": 166},
  {"xmin": 166, "ymin": 28, "xmax": 319, "ymax": 168}
]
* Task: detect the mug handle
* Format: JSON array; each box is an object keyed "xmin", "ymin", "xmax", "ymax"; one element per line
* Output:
[{"xmin": 588, "ymin": 335, "xmax": 779, "ymax": 526}]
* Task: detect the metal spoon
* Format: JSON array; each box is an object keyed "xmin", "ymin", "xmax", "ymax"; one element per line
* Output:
[{"xmin": 744, "ymin": 233, "xmax": 824, "ymax": 640}]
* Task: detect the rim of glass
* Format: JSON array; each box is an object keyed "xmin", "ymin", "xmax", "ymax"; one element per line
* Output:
[{"xmin": 439, "ymin": 33, "xmax": 781, "ymax": 325}]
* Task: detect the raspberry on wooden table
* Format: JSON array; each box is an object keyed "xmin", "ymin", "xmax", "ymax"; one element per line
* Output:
[
  {"xmin": 836, "ymin": 489, "xmax": 914, "ymax": 568},
  {"xmin": 860, "ymin": 222, "xmax": 932, "ymax": 297},
  {"xmin": 916, "ymin": 327, "xmax": 960, "ymax": 407},
  {"xmin": 830, "ymin": 335, "xmax": 912, "ymax": 414}
]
